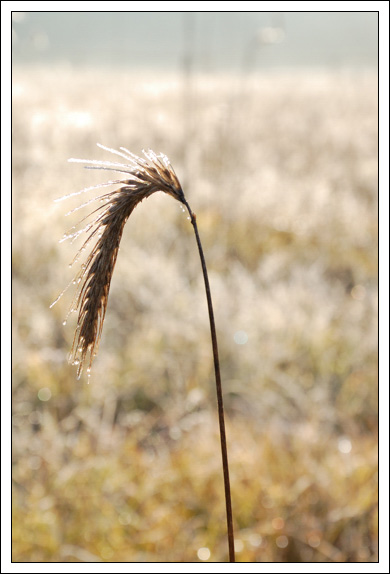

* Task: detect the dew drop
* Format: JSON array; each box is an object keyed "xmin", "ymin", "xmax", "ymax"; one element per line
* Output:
[{"xmin": 62, "ymin": 320, "xmax": 67, "ymax": 326}]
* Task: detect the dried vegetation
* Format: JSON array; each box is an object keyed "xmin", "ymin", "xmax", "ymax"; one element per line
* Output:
[{"xmin": 12, "ymin": 66, "xmax": 378, "ymax": 562}]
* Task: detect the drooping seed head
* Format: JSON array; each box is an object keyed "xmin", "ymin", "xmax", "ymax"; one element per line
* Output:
[{"xmin": 52, "ymin": 144, "xmax": 186, "ymax": 378}]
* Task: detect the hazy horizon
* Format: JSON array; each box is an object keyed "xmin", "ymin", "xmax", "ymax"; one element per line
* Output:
[{"xmin": 12, "ymin": 11, "xmax": 378, "ymax": 72}]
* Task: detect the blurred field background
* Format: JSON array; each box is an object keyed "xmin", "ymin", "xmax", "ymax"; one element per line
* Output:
[{"xmin": 11, "ymin": 11, "xmax": 378, "ymax": 564}]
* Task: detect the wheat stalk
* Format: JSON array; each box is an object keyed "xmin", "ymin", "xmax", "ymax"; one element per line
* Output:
[{"xmin": 52, "ymin": 143, "xmax": 235, "ymax": 562}]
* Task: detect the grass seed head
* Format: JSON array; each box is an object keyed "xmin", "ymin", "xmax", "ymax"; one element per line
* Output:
[{"xmin": 54, "ymin": 144, "xmax": 185, "ymax": 378}]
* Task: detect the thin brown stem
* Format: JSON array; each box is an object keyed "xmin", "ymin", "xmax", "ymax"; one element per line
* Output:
[
  {"xmin": 183, "ymin": 199, "xmax": 235, "ymax": 563},
  {"xmin": 59, "ymin": 145, "xmax": 235, "ymax": 561}
]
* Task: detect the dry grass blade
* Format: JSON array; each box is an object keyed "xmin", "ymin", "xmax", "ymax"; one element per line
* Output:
[{"xmin": 52, "ymin": 144, "xmax": 185, "ymax": 379}]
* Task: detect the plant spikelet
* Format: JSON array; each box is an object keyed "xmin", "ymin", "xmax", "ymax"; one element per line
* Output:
[{"xmin": 53, "ymin": 144, "xmax": 185, "ymax": 378}]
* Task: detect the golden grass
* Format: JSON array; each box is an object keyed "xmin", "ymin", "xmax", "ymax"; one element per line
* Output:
[{"xmin": 12, "ymin": 66, "xmax": 378, "ymax": 562}]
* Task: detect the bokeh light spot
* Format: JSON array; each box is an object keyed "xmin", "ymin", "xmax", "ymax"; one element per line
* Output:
[
  {"xmin": 38, "ymin": 387, "xmax": 51, "ymax": 401},
  {"xmin": 234, "ymin": 330, "xmax": 248, "ymax": 345},
  {"xmin": 276, "ymin": 535, "xmax": 289, "ymax": 548},
  {"xmin": 272, "ymin": 517, "xmax": 285, "ymax": 530},
  {"xmin": 308, "ymin": 532, "xmax": 321, "ymax": 548},
  {"xmin": 351, "ymin": 284, "xmax": 366, "ymax": 300},
  {"xmin": 248, "ymin": 533, "xmax": 262, "ymax": 547},
  {"xmin": 169, "ymin": 426, "xmax": 181, "ymax": 440},
  {"xmin": 197, "ymin": 547, "xmax": 211, "ymax": 561},
  {"xmin": 338, "ymin": 437, "xmax": 352, "ymax": 454}
]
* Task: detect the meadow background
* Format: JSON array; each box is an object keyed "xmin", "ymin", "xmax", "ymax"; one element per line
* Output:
[{"xmin": 12, "ymin": 12, "xmax": 378, "ymax": 564}]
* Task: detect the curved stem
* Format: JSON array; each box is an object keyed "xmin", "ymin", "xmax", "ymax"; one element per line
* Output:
[{"xmin": 183, "ymin": 199, "xmax": 235, "ymax": 563}]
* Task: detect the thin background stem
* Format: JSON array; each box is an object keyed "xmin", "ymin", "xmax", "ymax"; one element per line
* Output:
[{"xmin": 183, "ymin": 199, "xmax": 235, "ymax": 563}]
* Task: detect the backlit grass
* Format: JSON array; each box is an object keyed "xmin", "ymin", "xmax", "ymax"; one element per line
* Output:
[{"xmin": 12, "ymin": 66, "xmax": 377, "ymax": 562}]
